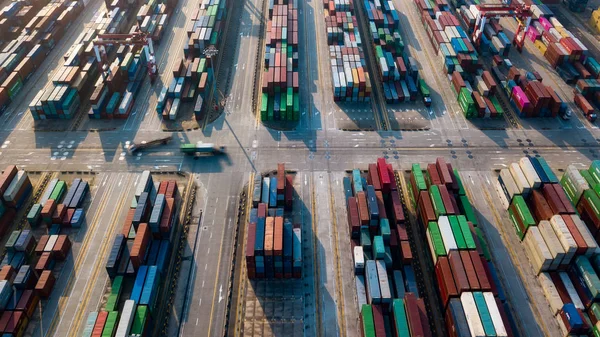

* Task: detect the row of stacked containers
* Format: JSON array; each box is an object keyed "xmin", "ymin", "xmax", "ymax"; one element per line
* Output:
[
  {"xmin": 411, "ymin": 158, "xmax": 516, "ymax": 336},
  {"xmin": 157, "ymin": 0, "xmax": 230, "ymax": 121},
  {"xmin": 346, "ymin": 158, "xmax": 435, "ymax": 336},
  {"xmin": 0, "ymin": 165, "xmax": 33, "ymax": 238},
  {"xmin": 259, "ymin": 0, "xmax": 300, "ymax": 122},
  {"xmin": 497, "ymin": 156, "xmax": 600, "ymax": 335},
  {"xmin": 323, "ymin": 0, "xmax": 372, "ymax": 102},
  {"xmin": 361, "ymin": 0, "xmax": 422, "ymax": 104},
  {"xmin": 245, "ymin": 164, "xmax": 302, "ymax": 279},
  {"xmin": 0, "ymin": 0, "xmax": 83, "ymax": 114},
  {"xmin": 0, "ymin": 170, "xmax": 90, "ymax": 336},
  {"xmin": 517, "ymin": 3, "xmax": 600, "ymax": 121},
  {"xmin": 82, "ymin": 171, "xmax": 179, "ymax": 337},
  {"xmin": 415, "ymin": 0, "xmax": 510, "ymax": 119}
]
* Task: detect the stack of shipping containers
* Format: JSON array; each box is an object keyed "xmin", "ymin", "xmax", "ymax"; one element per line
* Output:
[
  {"xmin": 156, "ymin": 0, "xmax": 230, "ymax": 121},
  {"xmin": 590, "ymin": 7, "xmax": 600, "ymax": 35},
  {"xmin": 347, "ymin": 158, "xmax": 438, "ymax": 335},
  {"xmin": 0, "ymin": 165, "xmax": 32, "ymax": 238},
  {"xmin": 245, "ymin": 163, "xmax": 300, "ymax": 279},
  {"xmin": 259, "ymin": 0, "xmax": 299, "ymax": 122},
  {"xmin": 496, "ymin": 157, "xmax": 600, "ymax": 335},
  {"xmin": 1, "ymin": 0, "xmax": 83, "ymax": 114},
  {"xmin": 0, "ymin": 174, "xmax": 92, "ymax": 336},
  {"xmin": 83, "ymin": 171, "xmax": 179, "ymax": 336},
  {"xmin": 136, "ymin": 0, "xmax": 177, "ymax": 42},
  {"xmin": 361, "ymin": 0, "xmax": 421, "ymax": 104},
  {"xmin": 411, "ymin": 158, "xmax": 515, "ymax": 336},
  {"xmin": 415, "ymin": 0, "xmax": 508, "ymax": 119},
  {"xmin": 323, "ymin": 0, "xmax": 372, "ymax": 102}
]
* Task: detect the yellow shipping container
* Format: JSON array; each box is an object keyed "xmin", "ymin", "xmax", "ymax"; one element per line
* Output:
[
  {"xmin": 592, "ymin": 9, "xmax": 600, "ymax": 21},
  {"xmin": 556, "ymin": 26, "xmax": 570, "ymax": 38},
  {"xmin": 535, "ymin": 40, "xmax": 547, "ymax": 54},
  {"xmin": 352, "ymin": 68, "xmax": 358, "ymax": 88}
]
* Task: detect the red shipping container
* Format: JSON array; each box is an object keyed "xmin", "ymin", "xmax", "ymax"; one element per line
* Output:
[
  {"xmin": 35, "ymin": 235, "xmax": 49, "ymax": 256},
  {"xmin": 347, "ymin": 197, "xmax": 360, "ymax": 234},
  {"xmin": 0, "ymin": 165, "xmax": 17, "ymax": 197},
  {"xmin": 375, "ymin": 191, "xmax": 387, "ymax": 220},
  {"xmin": 159, "ymin": 198, "xmax": 175, "ymax": 233},
  {"xmin": 0, "ymin": 311, "xmax": 10, "ymax": 332},
  {"xmin": 35, "ymin": 270, "xmax": 55, "ymax": 297},
  {"xmin": 62, "ymin": 208, "xmax": 75, "ymax": 227},
  {"xmin": 52, "ymin": 204, "xmax": 66, "ymax": 224},
  {"xmin": 436, "ymin": 158, "xmax": 453, "ymax": 188},
  {"xmin": 562, "ymin": 215, "xmax": 587, "ymax": 255},
  {"xmin": 277, "ymin": 163, "xmax": 285, "ymax": 194},
  {"xmin": 418, "ymin": 191, "xmax": 436, "ymax": 224},
  {"xmin": 258, "ymin": 203, "xmax": 267, "ymax": 218},
  {"xmin": 41, "ymin": 199, "xmax": 57, "ymax": 221},
  {"xmin": 53, "ymin": 235, "xmax": 71, "ymax": 261},
  {"xmin": 427, "ymin": 164, "xmax": 442, "ymax": 186},
  {"xmin": 543, "ymin": 183, "xmax": 566, "ymax": 215},
  {"xmin": 446, "ymin": 163, "xmax": 459, "ymax": 192},
  {"xmin": 469, "ymin": 250, "xmax": 491, "ymax": 291},
  {"xmin": 4, "ymin": 311, "xmax": 27, "ymax": 337},
  {"xmin": 130, "ymin": 223, "xmax": 150, "ymax": 268},
  {"xmin": 448, "ymin": 251, "xmax": 469, "ymax": 293},
  {"xmin": 435, "ymin": 256, "xmax": 458, "ymax": 308},
  {"xmin": 530, "ymin": 189, "xmax": 554, "ymax": 222},
  {"xmin": 553, "ymin": 184, "xmax": 575, "ymax": 214},
  {"xmin": 372, "ymin": 305, "xmax": 386, "ymax": 337},
  {"xmin": 357, "ymin": 192, "xmax": 370, "ymax": 226},
  {"xmin": 405, "ymin": 293, "xmax": 425, "ymax": 337},
  {"xmin": 122, "ymin": 208, "xmax": 135, "ymax": 237},
  {"xmin": 377, "ymin": 158, "xmax": 391, "ymax": 193},
  {"xmin": 368, "ymin": 164, "xmax": 382, "ymax": 191},
  {"xmin": 35, "ymin": 252, "xmax": 53, "ymax": 274},
  {"xmin": 387, "ymin": 164, "xmax": 398, "ymax": 191},
  {"xmin": 549, "ymin": 272, "xmax": 572, "ymax": 304},
  {"xmin": 438, "ymin": 184, "xmax": 456, "ymax": 215},
  {"xmin": 158, "ymin": 181, "xmax": 168, "ymax": 195},
  {"xmin": 246, "ymin": 223, "xmax": 256, "ymax": 267},
  {"xmin": 400, "ymin": 241, "xmax": 413, "ymax": 264},
  {"xmin": 460, "ymin": 250, "xmax": 480, "ymax": 290},
  {"xmin": 416, "ymin": 298, "xmax": 432, "ymax": 337},
  {"xmin": 396, "ymin": 222, "xmax": 409, "ymax": 241},
  {"xmin": 388, "ymin": 191, "xmax": 405, "ymax": 225},
  {"xmin": 93, "ymin": 311, "xmax": 108, "ymax": 336}
]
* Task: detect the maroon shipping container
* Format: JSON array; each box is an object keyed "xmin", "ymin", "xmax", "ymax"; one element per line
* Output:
[
  {"xmin": 347, "ymin": 197, "xmax": 360, "ymax": 235},
  {"xmin": 469, "ymin": 251, "xmax": 491, "ymax": 291},
  {"xmin": 62, "ymin": 208, "xmax": 74, "ymax": 227},
  {"xmin": 0, "ymin": 165, "xmax": 17, "ymax": 198},
  {"xmin": 446, "ymin": 163, "xmax": 459, "ymax": 192},
  {"xmin": 131, "ymin": 223, "xmax": 150, "ymax": 268},
  {"xmin": 436, "ymin": 157, "xmax": 453, "ymax": 189},
  {"xmin": 0, "ymin": 265, "xmax": 15, "ymax": 283},
  {"xmin": 377, "ymin": 158, "xmax": 391, "ymax": 194},
  {"xmin": 427, "ymin": 164, "xmax": 442, "ymax": 186},
  {"xmin": 530, "ymin": 189, "xmax": 553, "ymax": 222},
  {"xmin": 41, "ymin": 199, "xmax": 57, "ymax": 221},
  {"xmin": 562, "ymin": 215, "xmax": 587, "ymax": 255},
  {"xmin": 0, "ymin": 311, "xmax": 10, "ymax": 332},
  {"xmin": 375, "ymin": 191, "xmax": 387, "ymax": 220},
  {"xmin": 387, "ymin": 164, "xmax": 398, "ymax": 191},
  {"xmin": 277, "ymin": 163, "xmax": 285, "ymax": 194},
  {"xmin": 368, "ymin": 164, "xmax": 382, "ymax": 191},
  {"xmin": 448, "ymin": 251, "xmax": 469, "ymax": 293},
  {"xmin": 416, "ymin": 298, "xmax": 432, "ymax": 337},
  {"xmin": 357, "ymin": 192, "xmax": 370, "ymax": 226},
  {"xmin": 400, "ymin": 241, "xmax": 413, "ymax": 265},
  {"xmin": 495, "ymin": 298, "xmax": 516, "ymax": 337},
  {"xmin": 52, "ymin": 235, "xmax": 71, "ymax": 261},
  {"xmin": 159, "ymin": 198, "xmax": 175, "ymax": 234},
  {"xmin": 435, "ymin": 256, "xmax": 458, "ymax": 308},
  {"xmin": 372, "ymin": 305, "xmax": 386, "ymax": 337},
  {"xmin": 405, "ymin": 293, "xmax": 425, "ymax": 337},
  {"xmin": 396, "ymin": 221, "xmax": 409, "ymax": 241},
  {"xmin": 16, "ymin": 289, "xmax": 39, "ymax": 319},
  {"xmin": 418, "ymin": 191, "xmax": 436, "ymax": 224},
  {"xmin": 549, "ymin": 272, "xmax": 572, "ymax": 304},
  {"xmin": 543, "ymin": 184, "xmax": 566, "ymax": 215},
  {"xmin": 577, "ymin": 196, "xmax": 600, "ymax": 236},
  {"xmin": 52, "ymin": 204, "xmax": 67, "ymax": 224},
  {"xmin": 246, "ymin": 222, "xmax": 256, "ymax": 267},
  {"xmin": 460, "ymin": 250, "xmax": 480, "ymax": 290},
  {"xmin": 158, "ymin": 181, "xmax": 168, "ymax": 195},
  {"xmin": 258, "ymin": 203, "xmax": 267, "ymax": 218},
  {"xmin": 553, "ymin": 184, "xmax": 575, "ymax": 214},
  {"xmin": 568, "ymin": 269, "xmax": 592, "ymax": 308},
  {"xmin": 35, "ymin": 235, "xmax": 49, "ymax": 256},
  {"xmin": 438, "ymin": 185, "xmax": 456, "ymax": 215},
  {"xmin": 35, "ymin": 270, "xmax": 55, "ymax": 297},
  {"xmin": 4, "ymin": 311, "xmax": 27, "ymax": 337},
  {"xmin": 35, "ymin": 252, "xmax": 53, "ymax": 274},
  {"xmin": 388, "ymin": 191, "xmax": 405, "ymax": 225}
]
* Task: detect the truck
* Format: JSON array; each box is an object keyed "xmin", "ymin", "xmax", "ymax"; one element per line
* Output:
[
  {"xmin": 180, "ymin": 142, "xmax": 226, "ymax": 156},
  {"xmin": 418, "ymin": 79, "xmax": 432, "ymax": 107},
  {"xmin": 127, "ymin": 136, "xmax": 172, "ymax": 154}
]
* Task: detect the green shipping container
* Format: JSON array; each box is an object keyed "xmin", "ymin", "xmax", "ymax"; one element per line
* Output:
[
  {"xmin": 412, "ymin": 164, "xmax": 427, "ymax": 191},
  {"xmin": 593, "ymin": 326, "xmax": 600, "ymax": 337},
  {"xmin": 474, "ymin": 227, "xmax": 491, "ymax": 260},
  {"xmin": 6, "ymin": 231, "xmax": 20, "ymax": 250},
  {"xmin": 105, "ymin": 276, "xmax": 123, "ymax": 312},
  {"xmin": 459, "ymin": 195, "xmax": 478, "ymax": 226},
  {"xmin": 448, "ymin": 216, "xmax": 466, "ymax": 249},
  {"xmin": 590, "ymin": 160, "xmax": 600, "ymax": 186},
  {"xmin": 511, "ymin": 195, "xmax": 535, "ymax": 230},
  {"xmin": 50, "ymin": 181, "xmax": 66, "ymax": 202},
  {"xmin": 391, "ymin": 299, "xmax": 410, "ymax": 337},
  {"xmin": 429, "ymin": 185, "xmax": 446, "ymax": 218},
  {"xmin": 130, "ymin": 305, "xmax": 149, "ymax": 335},
  {"xmin": 454, "ymin": 169, "xmax": 466, "ymax": 196},
  {"xmin": 575, "ymin": 256, "xmax": 600, "ymax": 300},
  {"xmin": 509, "ymin": 208, "xmax": 525, "ymax": 241},
  {"xmin": 560, "ymin": 174, "xmax": 578, "ymax": 205},
  {"xmin": 580, "ymin": 170, "xmax": 597, "ymax": 189},
  {"xmin": 457, "ymin": 216, "xmax": 476, "ymax": 249},
  {"xmin": 293, "ymin": 93, "xmax": 300, "ymax": 121},
  {"xmin": 360, "ymin": 228, "xmax": 372, "ymax": 249},
  {"xmin": 361, "ymin": 305, "xmax": 376, "ymax": 337},
  {"xmin": 473, "ymin": 292, "xmax": 496, "ymax": 336},
  {"xmin": 373, "ymin": 236, "xmax": 385, "ymax": 259},
  {"xmin": 582, "ymin": 189, "xmax": 600, "ymax": 219},
  {"xmin": 428, "ymin": 221, "xmax": 446, "ymax": 258},
  {"xmin": 27, "ymin": 203, "xmax": 41, "ymax": 225},
  {"xmin": 536, "ymin": 157, "xmax": 558, "ymax": 183},
  {"xmin": 101, "ymin": 311, "xmax": 118, "ymax": 337},
  {"xmin": 379, "ymin": 219, "xmax": 391, "ymax": 242}
]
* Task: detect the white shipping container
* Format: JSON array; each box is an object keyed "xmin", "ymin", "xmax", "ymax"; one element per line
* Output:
[
  {"xmin": 538, "ymin": 220, "xmax": 565, "ymax": 270},
  {"xmin": 538, "ymin": 272, "xmax": 564, "ymax": 315},
  {"xmin": 376, "ymin": 260, "xmax": 392, "ymax": 304},
  {"xmin": 524, "ymin": 226, "xmax": 553, "ymax": 273},
  {"xmin": 460, "ymin": 292, "xmax": 486, "ymax": 337},
  {"xmin": 355, "ymin": 275, "xmax": 367, "ymax": 308},
  {"xmin": 495, "ymin": 180, "xmax": 510, "ymax": 210},
  {"xmin": 115, "ymin": 300, "xmax": 136, "ymax": 337},
  {"xmin": 509, "ymin": 163, "xmax": 531, "ymax": 196},
  {"xmin": 550, "ymin": 215, "xmax": 577, "ymax": 266},
  {"xmin": 135, "ymin": 170, "xmax": 153, "ymax": 200},
  {"xmin": 483, "ymin": 292, "xmax": 508, "ymax": 336},
  {"xmin": 354, "ymin": 246, "xmax": 365, "ymax": 272},
  {"xmin": 559, "ymin": 272, "xmax": 584, "ymax": 309},
  {"xmin": 3, "ymin": 171, "xmax": 27, "ymax": 202},
  {"xmin": 499, "ymin": 169, "xmax": 519, "ymax": 197},
  {"xmin": 519, "ymin": 157, "xmax": 541, "ymax": 189},
  {"xmin": 438, "ymin": 216, "xmax": 457, "ymax": 254},
  {"xmin": 44, "ymin": 235, "xmax": 59, "ymax": 252},
  {"xmin": 565, "ymin": 165, "xmax": 589, "ymax": 203},
  {"xmin": 40, "ymin": 178, "xmax": 58, "ymax": 206},
  {"xmin": 570, "ymin": 214, "xmax": 599, "ymax": 256}
]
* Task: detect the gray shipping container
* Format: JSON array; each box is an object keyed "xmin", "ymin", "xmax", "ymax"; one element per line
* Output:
[
  {"xmin": 40, "ymin": 178, "xmax": 58, "ymax": 205},
  {"xmin": 356, "ymin": 275, "xmax": 367, "ymax": 308},
  {"xmin": 365, "ymin": 260, "xmax": 381, "ymax": 304},
  {"xmin": 4, "ymin": 171, "xmax": 27, "ymax": 202},
  {"xmin": 376, "ymin": 260, "xmax": 392, "ymax": 304}
]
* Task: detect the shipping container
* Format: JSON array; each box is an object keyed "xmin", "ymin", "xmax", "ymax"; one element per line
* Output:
[
  {"xmin": 461, "ymin": 292, "xmax": 486, "ymax": 336},
  {"xmin": 446, "ymin": 298, "xmax": 471, "ymax": 337},
  {"xmin": 519, "ymin": 157, "xmax": 542, "ymax": 189},
  {"xmin": 115, "ymin": 300, "xmax": 136, "ymax": 337},
  {"xmin": 538, "ymin": 272, "xmax": 564, "ymax": 314},
  {"xmin": 509, "ymin": 163, "xmax": 531, "ymax": 196}
]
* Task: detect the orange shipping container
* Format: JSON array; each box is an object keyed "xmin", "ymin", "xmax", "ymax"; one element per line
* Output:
[
  {"xmin": 53, "ymin": 235, "xmax": 71, "ymax": 260},
  {"xmin": 265, "ymin": 217, "xmax": 274, "ymax": 255},
  {"xmin": 35, "ymin": 270, "xmax": 55, "ymax": 297},
  {"xmin": 274, "ymin": 216, "xmax": 283, "ymax": 256},
  {"xmin": 92, "ymin": 311, "xmax": 108, "ymax": 337},
  {"xmin": 130, "ymin": 223, "xmax": 150, "ymax": 268},
  {"xmin": 0, "ymin": 265, "xmax": 15, "ymax": 282}
]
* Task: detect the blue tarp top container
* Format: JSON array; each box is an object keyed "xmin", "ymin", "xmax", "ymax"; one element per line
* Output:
[
  {"xmin": 147, "ymin": 240, "xmax": 161, "ymax": 265},
  {"xmin": 62, "ymin": 178, "xmax": 81, "ymax": 208},
  {"xmin": 69, "ymin": 180, "xmax": 89, "ymax": 208},
  {"xmin": 343, "ymin": 177, "xmax": 353, "ymax": 202},
  {"xmin": 365, "ymin": 260, "xmax": 381, "ymax": 303},
  {"xmin": 106, "ymin": 234, "xmax": 125, "ymax": 277},
  {"xmin": 140, "ymin": 266, "xmax": 160, "ymax": 309},
  {"xmin": 283, "ymin": 219, "xmax": 293, "ymax": 260},
  {"xmin": 269, "ymin": 177, "xmax": 277, "ymax": 207},
  {"xmin": 156, "ymin": 240, "xmax": 170, "ymax": 273},
  {"xmin": 352, "ymin": 169, "xmax": 363, "ymax": 193},
  {"xmin": 71, "ymin": 208, "xmax": 84, "ymax": 227},
  {"xmin": 131, "ymin": 265, "xmax": 148, "ymax": 303},
  {"xmin": 448, "ymin": 298, "xmax": 470, "ymax": 336},
  {"xmin": 562, "ymin": 303, "xmax": 583, "ymax": 330},
  {"xmin": 366, "ymin": 185, "xmax": 379, "ymax": 220},
  {"xmin": 292, "ymin": 228, "xmax": 302, "ymax": 267},
  {"xmin": 255, "ymin": 217, "xmax": 266, "ymax": 255},
  {"xmin": 261, "ymin": 178, "xmax": 270, "ymax": 204},
  {"xmin": 403, "ymin": 265, "xmax": 418, "ymax": 297}
]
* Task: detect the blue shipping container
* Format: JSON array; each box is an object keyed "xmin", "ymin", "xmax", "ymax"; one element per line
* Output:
[{"xmin": 131, "ymin": 265, "xmax": 148, "ymax": 303}]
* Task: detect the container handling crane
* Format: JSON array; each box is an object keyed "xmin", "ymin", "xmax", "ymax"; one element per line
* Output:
[
  {"xmin": 472, "ymin": 0, "xmax": 532, "ymax": 53},
  {"xmin": 92, "ymin": 29, "xmax": 158, "ymax": 83}
]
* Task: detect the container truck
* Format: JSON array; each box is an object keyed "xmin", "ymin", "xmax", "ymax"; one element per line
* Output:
[
  {"xmin": 127, "ymin": 136, "xmax": 172, "ymax": 154},
  {"xmin": 180, "ymin": 142, "xmax": 226, "ymax": 156},
  {"xmin": 418, "ymin": 79, "xmax": 432, "ymax": 107}
]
